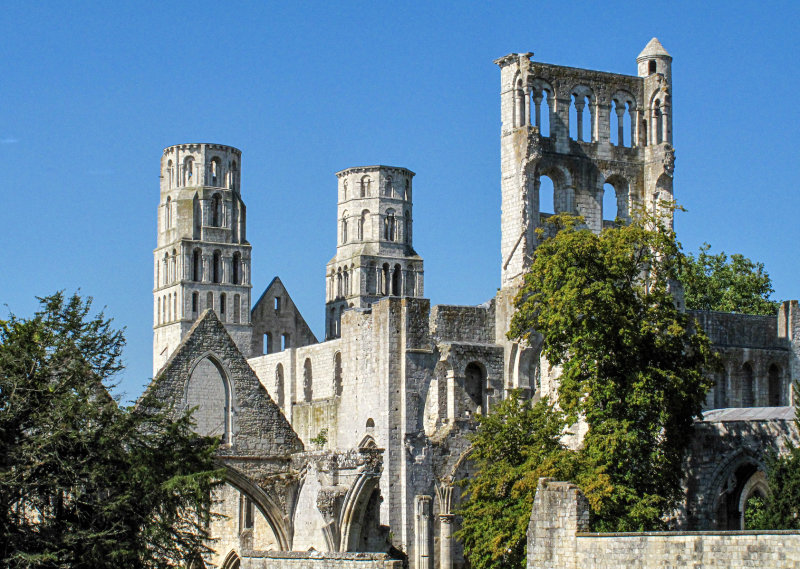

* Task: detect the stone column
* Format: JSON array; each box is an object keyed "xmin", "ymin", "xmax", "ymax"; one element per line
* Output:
[
  {"xmin": 415, "ymin": 495, "xmax": 432, "ymax": 569},
  {"xmin": 439, "ymin": 515, "xmax": 453, "ymax": 569},
  {"xmin": 523, "ymin": 86, "xmax": 531, "ymax": 126}
]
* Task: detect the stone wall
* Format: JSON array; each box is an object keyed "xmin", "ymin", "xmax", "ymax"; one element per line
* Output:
[
  {"xmin": 430, "ymin": 303, "xmax": 495, "ymax": 344},
  {"xmin": 527, "ymin": 479, "xmax": 800, "ymax": 569},
  {"xmin": 240, "ymin": 551, "xmax": 403, "ymax": 569}
]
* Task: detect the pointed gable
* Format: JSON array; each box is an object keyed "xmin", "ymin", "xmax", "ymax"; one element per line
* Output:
[
  {"xmin": 142, "ymin": 309, "xmax": 303, "ymax": 457},
  {"xmin": 251, "ymin": 276, "xmax": 318, "ymax": 355}
]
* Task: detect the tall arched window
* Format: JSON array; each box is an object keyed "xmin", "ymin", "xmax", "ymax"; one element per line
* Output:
[
  {"xmin": 464, "ymin": 362, "xmax": 485, "ymax": 416},
  {"xmin": 213, "ymin": 251, "xmax": 221, "ymax": 284},
  {"xmin": 382, "ymin": 263, "xmax": 390, "ymax": 296},
  {"xmin": 334, "ymin": 352, "xmax": 343, "ymax": 397},
  {"xmin": 654, "ymin": 100, "xmax": 663, "ymax": 145},
  {"xmin": 385, "ymin": 176, "xmax": 393, "ymax": 196},
  {"xmin": 233, "ymin": 294, "xmax": 240, "ymax": 323},
  {"xmin": 171, "ymin": 249, "xmax": 177, "ymax": 282},
  {"xmin": 343, "ymin": 178, "xmax": 348, "ymax": 200},
  {"xmin": 229, "ymin": 161, "xmax": 238, "ymax": 190},
  {"xmin": 206, "ymin": 292, "xmax": 214, "ymax": 311},
  {"xmin": 303, "ymin": 358, "xmax": 313, "ymax": 402},
  {"xmin": 183, "ymin": 156, "xmax": 194, "ymax": 186},
  {"xmin": 192, "ymin": 292, "xmax": 199, "ymax": 315},
  {"xmin": 405, "ymin": 210, "xmax": 411, "ymax": 243},
  {"xmin": 192, "ymin": 249, "xmax": 202, "ymax": 282},
  {"xmin": 167, "ymin": 159, "xmax": 174, "ymax": 188},
  {"xmin": 341, "ymin": 211, "xmax": 348, "ymax": 243},
  {"xmin": 359, "ymin": 210, "xmax": 370, "ymax": 240},
  {"xmin": 210, "ymin": 157, "xmax": 221, "ymax": 186},
  {"xmin": 360, "ymin": 175, "xmax": 370, "ymax": 197},
  {"xmin": 392, "ymin": 264, "xmax": 401, "ymax": 296},
  {"xmin": 173, "ymin": 293, "xmax": 177, "ymax": 321},
  {"xmin": 211, "ymin": 194, "xmax": 222, "ymax": 227},
  {"xmin": 232, "ymin": 252, "xmax": 241, "ymax": 285},
  {"xmin": 157, "ymin": 297, "xmax": 161, "ymax": 325},
  {"xmin": 343, "ymin": 266, "xmax": 349, "ymax": 296},
  {"xmin": 405, "ymin": 179, "xmax": 411, "ymax": 201},
  {"xmin": 336, "ymin": 268, "xmax": 342, "ymax": 298},
  {"xmin": 384, "ymin": 210, "xmax": 396, "ymax": 241},
  {"xmin": 165, "ymin": 196, "xmax": 172, "ymax": 229},
  {"xmin": 219, "ymin": 293, "xmax": 226, "ymax": 321}
]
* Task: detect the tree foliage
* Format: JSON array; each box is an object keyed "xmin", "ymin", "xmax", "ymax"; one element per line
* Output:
[
  {"xmin": 456, "ymin": 392, "xmax": 576, "ymax": 569},
  {"xmin": 745, "ymin": 380, "xmax": 800, "ymax": 530},
  {"xmin": 680, "ymin": 242, "xmax": 779, "ymax": 315},
  {"xmin": 0, "ymin": 292, "xmax": 223, "ymax": 569},
  {"xmin": 505, "ymin": 212, "xmax": 716, "ymax": 532}
]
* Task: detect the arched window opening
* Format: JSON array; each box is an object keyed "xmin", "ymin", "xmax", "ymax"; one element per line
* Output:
[
  {"xmin": 648, "ymin": 60, "xmax": 657, "ymax": 74},
  {"xmin": 336, "ymin": 268, "xmax": 343, "ymax": 298},
  {"xmin": 303, "ymin": 358, "xmax": 313, "ymax": 402},
  {"xmin": 360, "ymin": 175, "xmax": 370, "ymax": 198},
  {"xmin": 168, "ymin": 293, "xmax": 172, "ymax": 321},
  {"xmin": 603, "ymin": 183, "xmax": 618, "ymax": 223},
  {"xmin": 530, "ymin": 84, "xmax": 552, "ymax": 137},
  {"xmin": 173, "ymin": 293, "xmax": 177, "ymax": 321},
  {"xmin": 275, "ymin": 363, "xmax": 285, "ymax": 408},
  {"xmin": 334, "ymin": 352, "xmax": 343, "ymax": 397},
  {"xmin": 343, "ymin": 267, "xmax": 350, "ymax": 297},
  {"xmin": 229, "ymin": 161, "xmax": 238, "ymax": 190},
  {"xmin": 211, "ymin": 193, "xmax": 222, "ymax": 227},
  {"xmin": 233, "ymin": 294, "xmax": 240, "ymax": 323},
  {"xmin": 642, "ymin": 119, "xmax": 648, "ymax": 147},
  {"xmin": 193, "ymin": 193, "xmax": 201, "ymax": 239},
  {"xmin": 192, "ymin": 249, "xmax": 202, "ymax": 282},
  {"xmin": 404, "ymin": 210, "xmax": 411, "ymax": 243},
  {"xmin": 206, "ymin": 292, "xmax": 214, "ymax": 312},
  {"xmin": 384, "ymin": 209, "xmax": 396, "ymax": 241},
  {"xmin": 342, "ymin": 216, "xmax": 348, "ymax": 243},
  {"xmin": 167, "ymin": 160, "xmax": 174, "ymax": 188},
  {"xmin": 392, "ymin": 264, "xmax": 401, "ymax": 296},
  {"xmin": 464, "ymin": 363, "xmax": 485, "ymax": 416},
  {"xmin": 264, "ymin": 333, "xmax": 272, "ymax": 354},
  {"xmin": 157, "ymin": 297, "xmax": 161, "ymax": 325},
  {"xmin": 219, "ymin": 293, "xmax": 226, "ymax": 320},
  {"xmin": 359, "ymin": 210, "xmax": 370, "ymax": 241},
  {"xmin": 382, "ymin": 263, "xmax": 390, "ymax": 296},
  {"xmin": 405, "ymin": 179, "xmax": 411, "ymax": 201},
  {"xmin": 742, "ymin": 362, "xmax": 755, "ymax": 407},
  {"xmin": 366, "ymin": 418, "xmax": 375, "ymax": 429},
  {"xmin": 164, "ymin": 196, "xmax": 172, "ymax": 230},
  {"xmin": 768, "ymin": 364, "xmax": 782, "ymax": 406},
  {"xmin": 538, "ymin": 175, "xmax": 555, "ymax": 217},
  {"xmin": 186, "ymin": 356, "xmax": 231, "ymax": 442},
  {"xmin": 210, "ymin": 157, "xmax": 221, "ymax": 186},
  {"xmin": 654, "ymin": 100, "xmax": 663, "ymax": 145},
  {"xmin": 232, "ymin": 252, "xmax": 241, "ymax": 285},
  {"xmin": 570, "ymin": 91, "xmax": 594, "ymax": 142},
  {"xmin": 183, "ymin": 156, "xmax": 194, "ymax": 186},
  {"xmin": 212, "ymin": 251, "xmax": 221, "ymax": 283},
  {"xmin": 342, "ymin": 178, "xmax": 348, "ymax": 200},
  {"xmin": 281, "ymin": 333, "xmax": 290, "ymax": 351},
  {"xmin": 162, "ymin": 295, "xmax": 167, "ymax": 323},
  {"xmin": 385, "ymin": 175, "xmax": 393, "ymax": 197},
  {"xmin": 513, "ymin": 79, "xmax": 525, "ymax": 127},
  {"xmin": 192, "ymin": 292, "xmax": 198, "ymax": 315}
]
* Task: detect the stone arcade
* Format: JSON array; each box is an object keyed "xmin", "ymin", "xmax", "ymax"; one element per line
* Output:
[{"xmin": 141, "ymin": 39, "xmax": 800, "ymax": 569}]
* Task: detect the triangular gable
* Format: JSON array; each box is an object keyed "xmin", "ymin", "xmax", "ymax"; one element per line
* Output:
[
  {"xmin": 251, "ymin": 276, "xmax": 318, "ymax": 355},
  {"xmin": 141, "ymin": 309, "xmax": 303, "ymax": 457}
]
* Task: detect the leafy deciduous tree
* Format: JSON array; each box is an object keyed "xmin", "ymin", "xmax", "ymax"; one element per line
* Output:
[
  {"xmin": 506, "ymin": 212, "xmax": 716, "ymax": 531},
  {"xmin": 0, "ymin": 292, "xmax": 223, "ymax": 569},
  {"xmin": 680, "ymin": 242, "xmax": 779, "ymax": 315}
]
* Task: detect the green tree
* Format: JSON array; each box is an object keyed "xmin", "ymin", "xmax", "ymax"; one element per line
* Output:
[
  {"xmin": 745, "ymin": 380, "xmax": 800, "ymax": 530},
  {"xmin": 508, "ymin": 212, "xmax": 716, "ymax": 531},
  {"xmin": 680, "ymin": 243, "xmax": 779, "ymax": 315},
  {"xmin": 0, "ymin": 292, "xmax": 223, "ymax": 569},
  {"xmin": 456, "ymin": 392, "xmax": 577, "ymax": 569}
]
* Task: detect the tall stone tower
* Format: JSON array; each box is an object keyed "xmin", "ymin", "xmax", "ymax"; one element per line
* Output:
[
  {"xmin": 494, "ymin": 39, "xmax": 675, "ymax": 391},
  {"xmin": 153, "ymin": 143, "xmax": 252, "ymax": 374},
  {"xmin": 494, "ymin": 38, "xmax": 674, "ymax": 291},
  {"xmin": 325, "ymin": 166, "xmax": 424, "ymax": 339}
]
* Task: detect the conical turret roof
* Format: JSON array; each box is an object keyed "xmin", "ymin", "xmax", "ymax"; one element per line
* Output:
[{"xmin": 638, "ymin": 37, "xmax": 671, "ymax": 59}]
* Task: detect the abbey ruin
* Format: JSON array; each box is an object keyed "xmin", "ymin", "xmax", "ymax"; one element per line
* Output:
[{"xmin": 141, "ymin": 39, "xmax": 800, "ymax": 568}]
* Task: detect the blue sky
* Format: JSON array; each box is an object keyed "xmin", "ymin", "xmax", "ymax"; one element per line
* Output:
[{"xmin": 2, "ymin": 2, "xmax": 798, "ymax": 401}]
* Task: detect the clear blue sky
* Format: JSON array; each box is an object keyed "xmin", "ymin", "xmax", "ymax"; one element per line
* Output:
[{"xmin": 2, "ymin": 2, "xmax": 798, "ymax": 402}]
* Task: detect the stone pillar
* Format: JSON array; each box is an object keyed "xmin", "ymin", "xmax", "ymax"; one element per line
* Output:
[
  {"xmin": 414, "ymin": 495, "xmax": 432, "ymax": 569},
  {"xmin": 575, "ymin": 99, "xmax": 585, "ymax": 141},
  {"xmin": 439, "ymin": 515, "xmax": 453, "ymax": 569},
  {"xmin": 523, "ymin": 86, "xmax": 531, "ymax": 126}
]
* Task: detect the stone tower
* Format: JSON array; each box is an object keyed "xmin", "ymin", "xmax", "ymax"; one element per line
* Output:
[
  {"xmin": 153, "ymin": 143, "xmax": 252, "ymax": 374},
  {"xmin": 495, "ymin": 38, "xmax": 674, "ymax": 291},
  {"xmin": 325, "ymin": 166, "xmax": 424, "ymax": 339},
  {"xmin": 494, "ymin": 39, "xmax": 675, "ymax": 391}
]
